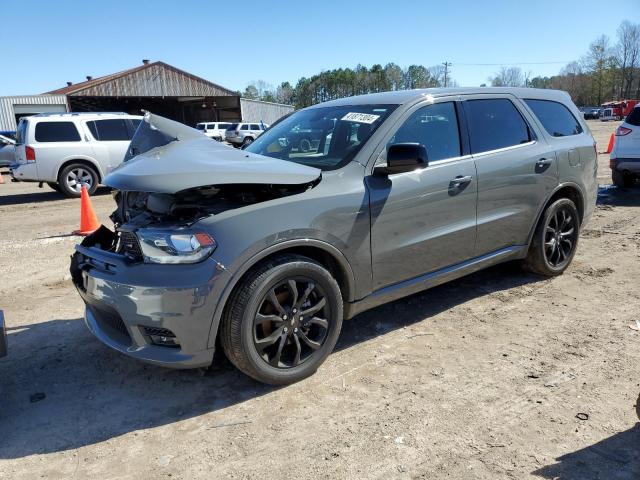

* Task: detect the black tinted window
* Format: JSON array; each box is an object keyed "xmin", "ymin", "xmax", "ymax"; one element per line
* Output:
[
  {"xmin": 241, "ymin": 124, "xmax": 249, "ymax": 130},
  {"xmin": 388, "ymin": 102, "xmax": 461, "ymax": 161},
  {"xmin": 87, "ymin": 119, "xmax": 130, "ymax": 141},
  {"xmin": 465, "ymin": 99, "xmax": 531, "ymax": 153},
  {"xmin": 625, "ymin": 107, "xmax": 640, "ymax": 126},
  {"xmin": 525, "ymin": 99, "xmax": 583, "ymax": 137},
  {"xmin": 227, "ymin": 123, "xmax": 238, "ymax": 130},
  {"xmin": 34, "ymin": 122, "xmax": 81, "ymax": 142}
]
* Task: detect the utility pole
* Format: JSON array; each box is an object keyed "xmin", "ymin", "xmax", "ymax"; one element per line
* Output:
[{"xmin": 442, "ymin": 62, "xmax": 452, "ymax": 87}]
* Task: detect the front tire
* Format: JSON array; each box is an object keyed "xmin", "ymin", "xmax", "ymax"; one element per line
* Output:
[
  {"xmin": 522, "ymin": 198, "xmax": 580, "ymax": 276},
  {"xmin": 58, "ymin": 163, "xmax": 99, "ymax": 198},
  {"xmin": 220, "ymin": 254, "xmax": 343, "ymax": 385}
]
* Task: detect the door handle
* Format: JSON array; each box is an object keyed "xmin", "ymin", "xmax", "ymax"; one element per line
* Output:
[
  {"xmin": 450, "ymin": 175, "xmax": 473, "ymax": 187},
  {"xmin": 536, "ymin": 158, "xmax": 553, "ymax": 166}
]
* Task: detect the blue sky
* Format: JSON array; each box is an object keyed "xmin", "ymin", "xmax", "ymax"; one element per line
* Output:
[{"xmin": 1, "ymin": 0, "xmax": 638, "ymax": 96}]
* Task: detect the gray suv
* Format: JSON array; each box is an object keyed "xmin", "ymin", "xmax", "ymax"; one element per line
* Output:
[{"xmin": 70, "ymin": 88, "xmax": 597, "ymax": 385}]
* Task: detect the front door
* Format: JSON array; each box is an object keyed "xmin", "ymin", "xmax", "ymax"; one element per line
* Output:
[
  {"xmin": 368, "ymin": 100, "xmax": 477, "ymax": 290},
  {"xmin": 461, "ymin": 96, "xmax": 558, "ymax": 255}
]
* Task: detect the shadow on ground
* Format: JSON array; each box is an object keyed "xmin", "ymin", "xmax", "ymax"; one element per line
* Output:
[
  {"xmin": 597, "ymin": 184, "xmax": 640, "ymax": 207},
  {"xmin": 532, "ymin": 423, "xmax": 640, "ymax": 479},
  {"xmin": 0, "ymin": 186, "xmax": 111, "ymax": 206},
  {"xmin": 0, "ymin": 262, "xmax": 541, "ymax": 459}
]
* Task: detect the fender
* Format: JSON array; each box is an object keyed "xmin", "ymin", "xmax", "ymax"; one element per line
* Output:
[
  {"xmin": 525, "ymin": 181, "xmax": 586, "ymax": 247},
  {"xmin": 206, "ymin": 238, "xmax": 357, "ymax": 349}
]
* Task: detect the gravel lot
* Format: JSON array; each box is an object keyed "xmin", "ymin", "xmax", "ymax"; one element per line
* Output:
[{"xmin": 0, "ymin": 120, "xmax": 638, "ymax": 479}]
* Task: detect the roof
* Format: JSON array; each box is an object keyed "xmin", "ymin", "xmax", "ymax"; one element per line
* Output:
[
  {"xmin": 26, "ymin": 112, "xmax": 143, "ymax": 121},
  {"xmin": 46, "ymin": 61, "xmax": 237, "ymax": 97},
  {"xmin": 309, "ymin": 87, "xmax": 572, "ymax": 108}
]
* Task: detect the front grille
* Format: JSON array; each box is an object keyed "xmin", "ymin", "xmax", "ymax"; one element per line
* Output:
[
  {"xmin": 142, "ymin": 326, "xmax": 175, "ymax": 338},
  {"xmin": 90, "ymin": 305, "xmax": 132, "ymax": 345},
  {"xmin": 118, "ymin": 231, "xmax": 143, "ymax": 261}
]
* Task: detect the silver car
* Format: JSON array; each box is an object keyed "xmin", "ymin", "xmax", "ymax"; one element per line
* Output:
[
  {"xmin": 70, "ymin": 88, "xmax": 597, "ymax": 385},
  {"xmin": 224, "ymin": 122, "xmax": 267, "ymax": 147}
]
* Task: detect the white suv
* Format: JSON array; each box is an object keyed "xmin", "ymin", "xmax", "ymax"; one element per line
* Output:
[
  {"xmin": 610, "ymin": 105, "xmax": 640, "ymax": 187},
  {"xmin": 224, "ymin": 122, "xmax": 268, "ymax": 147},
  {"xmin": 195, "ymin": 122, "xmax": 232, "ymax": 141},
  {"xmin": 11, "ymin": 112, "xmax": 142, "ymax": 197}
]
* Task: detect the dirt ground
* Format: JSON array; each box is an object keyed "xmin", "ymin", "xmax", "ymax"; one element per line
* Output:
[{"xmin": 0, "ymin": 120, "xmax": 638, "ymax": 480}]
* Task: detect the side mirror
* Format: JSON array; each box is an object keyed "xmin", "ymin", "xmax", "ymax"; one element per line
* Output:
[{"xmin": 373, "ymin": 143, "xmax": 428, "ymax": 176}]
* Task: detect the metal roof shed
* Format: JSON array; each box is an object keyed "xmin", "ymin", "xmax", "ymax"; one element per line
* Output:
[
  {"xmin": 0, "ymin": 95, "xmax": 68, "ymax": 130},
  {"xmin": 47, "ymin": 61, "xmax": 241, "ymax": 126}
]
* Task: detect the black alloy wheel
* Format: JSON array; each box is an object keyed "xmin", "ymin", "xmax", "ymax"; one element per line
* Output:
[
  {"xmin": 253, "ymin": 277, "xmax": 330, "ymax": 368},
  {"xmin": 543, "ymin": 206, "xmax": 578, "ymax": 269},
  {"xmin": 220, "ymin": 254, "xmax": 343, "ymax": 385}
]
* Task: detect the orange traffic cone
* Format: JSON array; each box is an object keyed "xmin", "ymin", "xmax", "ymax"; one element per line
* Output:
[
  {"xmin": 74, "ymin": 186, "xmax": 100, "ymax": 236},
  {"xmin": 605, "ymin": 133, "xmax": 615, "ymax": 154}
]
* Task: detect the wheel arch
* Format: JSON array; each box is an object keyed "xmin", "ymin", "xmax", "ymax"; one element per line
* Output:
[
  {"xmin": 56, "ymin": 157, "xmax": 103, "ymax": 183},
  {"xmin": 207, "ymin": 239, "xmax": 356, "ymax": 349},
  {"xmin": 526, "ymin": 182, "xmax": 585, "ymax": 246}
]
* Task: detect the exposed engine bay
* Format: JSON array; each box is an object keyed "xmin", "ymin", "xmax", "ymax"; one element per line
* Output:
[{"xmin": 110, "ymin": 181, "xmax": 319, "ymax": 229}]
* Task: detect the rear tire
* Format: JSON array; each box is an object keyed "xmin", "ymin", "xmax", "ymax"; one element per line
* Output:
[
  {"xmin": 220, "ymin": 254, "xmax": 343, "ymax": 385},
  {"xmin": 46, "ymin": 182, "xmax": 61, "ymax": 192},
  {"xmin": 522, "ymin": 198, "xmax": 580, "ymax": 277},
  {"xmin": 58, "ymin": 163, "xmax": 99, "ymax": 198},
  {"xmin": 612, "ymin": 169, "xmax": 634, "ymax": 188},
  {"xmin": 242, "ymin": 136, "xmax": 254, "ymax": 147}
]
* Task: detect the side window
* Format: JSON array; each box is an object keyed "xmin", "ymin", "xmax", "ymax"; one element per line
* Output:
[
  {"xmin": 465, "ymin": 99, "xmax": 532, "ymax": 153},
  {"xmin": 240, "ymin": 124, "xmax": 249, "ymax": 131},
  {"xmin": 250, "ymin": 124, "xmax": 259, "ymax": 130},
  {"xmin": 87, "ymin": 119, "xmax": 130, "ymax": 141},
  {"xmin": 34, "ymin": 122, "xmax": 81, "ymax": 142},
  {"xmin": 524, "ymin": 99, "xmax": 583, "ymax": 137},
  {"xmin": 388, "ymin": 102, "xmax": 461, "ymax": 161}
]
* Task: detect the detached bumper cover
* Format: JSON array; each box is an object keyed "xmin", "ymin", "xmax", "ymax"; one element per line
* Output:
[{"xmin": 70, "ymin": 228, "xmax": 224, "ymax": 368}]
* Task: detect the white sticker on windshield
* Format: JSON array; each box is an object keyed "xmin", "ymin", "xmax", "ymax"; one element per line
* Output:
[{"xmin": 341, "ymin": 112, "xmax": 380, "ymax": 124}]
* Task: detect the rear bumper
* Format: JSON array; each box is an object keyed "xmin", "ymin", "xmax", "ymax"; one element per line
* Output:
[
  {"xmin": 610, "ymin": 157, "xmax": 640, "ymax": 174},
  {"xmin": 10, "ymin": 163, "xmax": 39, "ymax": 181},
  {"xmin": 70, "ymin": 229, "xmax": 224, "ymax": 369}
]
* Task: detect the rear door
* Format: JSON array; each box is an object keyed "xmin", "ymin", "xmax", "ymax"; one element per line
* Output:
[
  {"xmin": 462, "ymin": 95, "xmax": 558, "ymax": 255},
  {"xmin": 617, "ymin": 107, "xmax": 640, "ymax": 159},
  {"xmin": 86, "ymin": 118, "xmax": 134, "ymax": 174},
  {"xmin": 31, "ymin": 120, "xmax": 92, "ymax": 181}
]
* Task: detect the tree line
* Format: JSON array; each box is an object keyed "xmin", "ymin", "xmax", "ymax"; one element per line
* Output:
[
  {"xmin": 242, "ymin": 63, "xmax": 454, "ymax": 109},
  {"xmin": 242, "ymin": 20, "xmax": 639, "ymax": 109}
]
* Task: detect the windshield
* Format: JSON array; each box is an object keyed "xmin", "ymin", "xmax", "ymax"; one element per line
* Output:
[{"xmin": 244, "ymin": 104, "xmax": 397, "ymax": 170}]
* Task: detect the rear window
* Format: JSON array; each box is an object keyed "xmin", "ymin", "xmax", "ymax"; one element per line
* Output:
[
  {"xmin": 86, "ymin": 119, "xmax": 131, "ymax": 141},
  {"xmin": 625, "ymin": 107, "xmax": 640, "ymax": 126},
  {"xmin": 465, "ymin": 99, "xmax": 532, "ymax": 153},
  {"xmin": 226, "ymin": 123, "xmax": 238, "ymax": 130},
  {"xmin": 524, "ymin": 99, "xmax": 583, "ymax": 137},
  {"xmin": 195, "ymin": 124, "xmax": 205, "ymax": 130},
  {"xmin": 34, "ymin": 122, "xmax": 81, "ymax": 142}
]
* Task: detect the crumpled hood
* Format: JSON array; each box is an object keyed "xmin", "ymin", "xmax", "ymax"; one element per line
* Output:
[{"xmin": 105, "ymin": 113, "xmax": 321, "ymax": 194}]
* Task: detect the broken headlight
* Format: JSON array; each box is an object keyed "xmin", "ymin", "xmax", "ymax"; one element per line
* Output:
[{"xmin": 136, "ymin": 229, "xmax": 216, "ymax": 264}]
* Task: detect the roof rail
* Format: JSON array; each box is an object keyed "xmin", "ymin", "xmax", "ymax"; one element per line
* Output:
[{"xmin": 32, "ymin": 111, "xmax": 129, "ymax": 117}]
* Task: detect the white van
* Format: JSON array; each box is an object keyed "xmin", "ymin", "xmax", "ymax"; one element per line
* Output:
[
  {"xmin": 11, "ymin": 112, "xmax": 142, "ymax": 197},
  {"xmin": 195, "ymin": 122, "xmax": 232, "ymax": 141}
]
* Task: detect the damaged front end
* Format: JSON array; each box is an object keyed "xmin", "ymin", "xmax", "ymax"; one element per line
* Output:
[{"xmin": 83, "ymin": 112, "xmax": 322, "ymax": 264}]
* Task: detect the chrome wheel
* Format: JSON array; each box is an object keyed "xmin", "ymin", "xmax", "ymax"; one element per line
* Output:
[
  {"xmin": 65, "ymin": 167, "xmax": 94, "ymax": 193},
  {"xmin": 544, "ymin": 206, "xmax": 578, "ymax": 268},
  {"xmin": 253, "ymin": 277, "xmax": 330, "ymax": 368}
]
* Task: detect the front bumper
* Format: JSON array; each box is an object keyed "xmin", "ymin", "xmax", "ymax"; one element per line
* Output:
[{"xmin": 70, "ymin": 228, "xmax": 224, "ymax": 368}]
